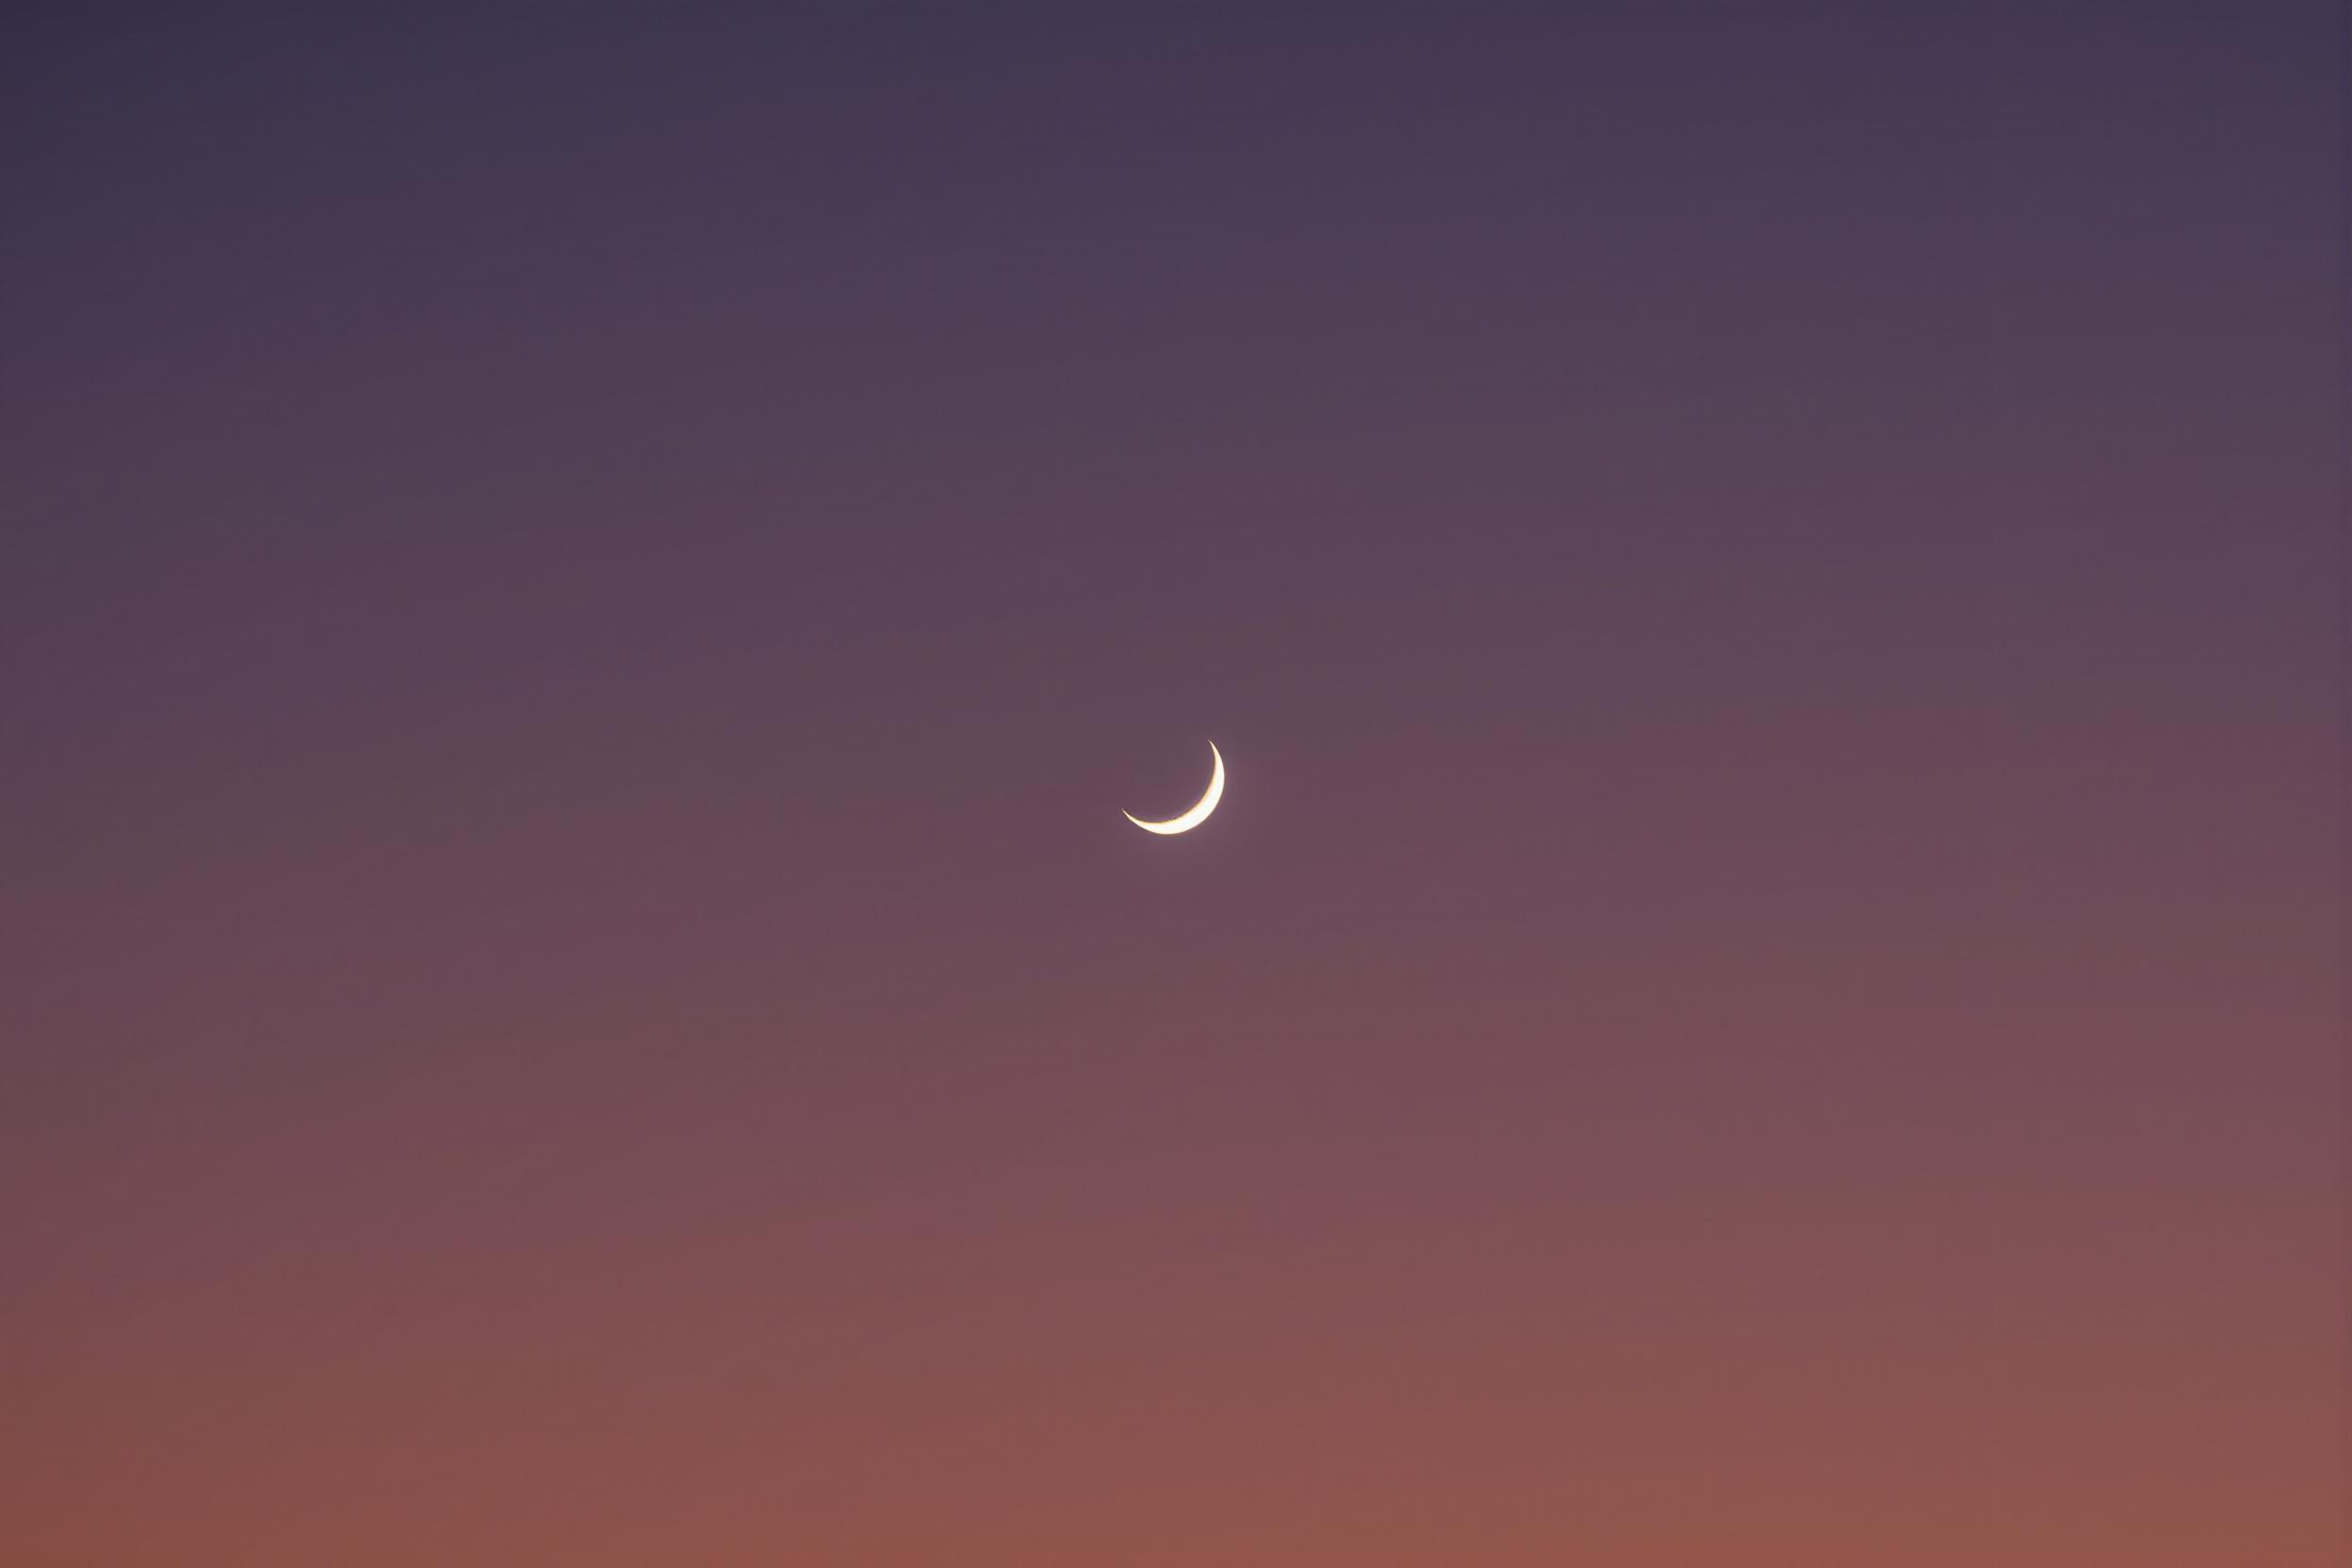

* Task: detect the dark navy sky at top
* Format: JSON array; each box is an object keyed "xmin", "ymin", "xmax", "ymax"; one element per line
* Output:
[{"xmin": 4, "ymin": 4, "xmax": 2336, "ymax": 1013}]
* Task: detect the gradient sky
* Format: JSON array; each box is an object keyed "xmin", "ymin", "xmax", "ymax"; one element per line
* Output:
[{"xmin": 4, "ymin": 7, "xmax": 2343, "ymax": 1564}]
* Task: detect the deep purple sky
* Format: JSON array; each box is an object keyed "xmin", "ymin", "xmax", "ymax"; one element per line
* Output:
[{"xmin": 5, "ymin": 8, "xmax": 2342, "ymax": 1563}]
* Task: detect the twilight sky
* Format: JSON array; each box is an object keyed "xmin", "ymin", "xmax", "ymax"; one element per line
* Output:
[{"xmin": 4, "ymin": 7, "xmax": 2342, "ymax": 1563}]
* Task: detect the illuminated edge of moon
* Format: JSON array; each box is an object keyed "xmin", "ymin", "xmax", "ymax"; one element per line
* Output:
[{"xmin": 1123, "ymin": 741, "xmax": 1224, "ymax": 835}]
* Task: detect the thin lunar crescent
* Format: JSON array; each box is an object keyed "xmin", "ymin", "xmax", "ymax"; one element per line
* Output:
[{"xmin": 1123, "ymin": 742, "xmax": 1225, "ymax": 835}]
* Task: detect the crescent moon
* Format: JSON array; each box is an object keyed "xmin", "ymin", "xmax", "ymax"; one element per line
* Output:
[{"xmin": 1123, "ymin": 741, "xmax": 1225, "ymax": 835}]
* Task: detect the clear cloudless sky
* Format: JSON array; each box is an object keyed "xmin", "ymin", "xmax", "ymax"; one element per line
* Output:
[{"xmin": 3, "ymin": 5, "xmax": 2342, "ymax": 1563}]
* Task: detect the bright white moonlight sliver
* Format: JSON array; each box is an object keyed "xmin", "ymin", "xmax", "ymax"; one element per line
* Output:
[{"xmin": 1122, "ymin": 741, "xmax": 1225, "ymax": 835}]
